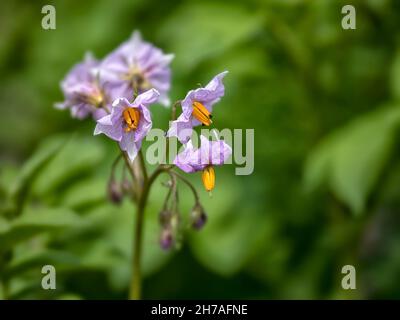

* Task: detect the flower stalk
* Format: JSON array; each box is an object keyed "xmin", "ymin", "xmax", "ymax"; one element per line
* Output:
[{"xmin": 129, "ymin": 164, "xmax": 171, "ymax": 299}]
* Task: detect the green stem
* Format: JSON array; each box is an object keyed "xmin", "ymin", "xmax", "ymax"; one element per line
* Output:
[
  {"xmin": 138, "ymin": 151, "xmax": 148, "ymax": 182},
  {"xmin": 165, "ymin": 100, "xmax": 181, "ymax": 165},
  {"xmin": 121, "ymin": 149, "xmax": 140, "ymax": 201},
  {"xmin": 2, "ymin": 280, "xmax": 9, "ymax": 300},
  {"xmin": 170, "ymin": 170, "xmax": 199, "ymax": 202},
  {"xmin": 109, "ymin": 154, "xmax": 123, "ymax": 182},
  {"xmin": 129, "ymin": 165, "xmax": 170, "ymax": 300},
  {"xmin": 171, "ymin": 100, "xmax": 180, "ymax": 121},
  {"xmin": 0, "ymin": 250, "xmax": 12, "ymax": 299}
]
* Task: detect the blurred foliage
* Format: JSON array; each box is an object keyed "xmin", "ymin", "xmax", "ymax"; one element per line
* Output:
[{"xmin": 1, "ymin": 0, "xmax": 400, "ymax": 299}]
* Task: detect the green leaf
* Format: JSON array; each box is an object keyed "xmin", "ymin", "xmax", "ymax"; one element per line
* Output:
[
  {"xmin": 0, "ymin": 207, "xmax": 82, "ymax": 251},
  {"xmin": 304, "ymin": 106, "xmax": 400, "ymax": 214},
  {"xmin": 8, "ymin": 135, "xmax": 66, "ymax": 214},
  {"xmin": 102, "ymin": 198, "xmax": 172, "ymax": 290},
  {"xmin": 188, "ymin": 173, "xmax": 271, "ymax": 275},
  {"xmin": 391, "ymin": 48, "xmax": 400, "ymax": 101},
  {"xmin": 159, "ymin": 2, "xmax": 263, "ymax": 71},
  {"xmin": 303, "ymin": 137, "xmax": 333, "ymax": 192},
  {"xmin": 32, "ymin": 135, "xmax": 105, "ymax": 197},
  {"xmin": 60, "ymin": 178, "xmax": 106, "ymax": 209},
  {"xmin": 0, "ymin": 163, "xmax": 18, "ymax": 197},
  {"xmin": 58, "ymin": 196, "xmax": 173, "ymax": 291},
  {"xmin": 3, "ymin": 249, "xmax": 81, "ymax": 280}
]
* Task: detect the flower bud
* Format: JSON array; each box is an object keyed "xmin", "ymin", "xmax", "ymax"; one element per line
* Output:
[
  {"xmin": 160, "ymin": 228, "xmax": 174, "ymax": 250},
  {"xmin": 121, "ymin": 179, "xmax": 132, "ymax": 194},
  {"xmin": 191, "ymin": 203, "xmax": 207, "ymax": 230},
  {"xmin": 107, "ymin": 180, "xmax": 123, "ymax": 204},
  {"xmin": 159, "ymin": 209, "xmax": 172, "ymax": 227}
]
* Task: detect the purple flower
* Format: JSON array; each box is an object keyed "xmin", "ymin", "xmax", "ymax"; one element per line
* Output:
[
  {"xmin": 94, "ymin": 89, "xmax": 160, "ymax": 161},
  {"xmin": 56, "ymin": 53, "xmax": 125, "ymax": 120},
  {"xmin": 174, "ymin": 135, "xmax": 232, "ymax": 192},
  {"xmin": 167, "ymin": 71, "xmax": 228, "ymax": 143},
  {"xmin": 160, "ymin": 228, "xmax": 174, "ymax": 250},
  {"xmin": 190, "ymin": 203, "xmax": 207, "ymax": 230},
  {"xmin": 100, "ymin": 31, "xmax": 174, "ymax": 107}
]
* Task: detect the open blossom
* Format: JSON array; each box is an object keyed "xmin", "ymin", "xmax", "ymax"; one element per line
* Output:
[
  {"xmin": 174, "ymin": 135, "xmax": 232, "ymax": 192},
  {"xmin": 55, "ymin": 53, "xmax": 124, "ymax": 120},
  {"xmin": 167, "ymin": 71, "xmax": 228, "ymax": 143},
  {"xmin": 94, "ymin": 89, "xmax": 159, "ymax": 161},
  {"xmin": 100, "ymin": 31, "xmax": 174, "ymax": 107}
]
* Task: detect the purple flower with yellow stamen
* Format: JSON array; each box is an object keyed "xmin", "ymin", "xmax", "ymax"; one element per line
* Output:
[
  {"xmin": 174, "ymin": 135, "xmax": 232, "ymax": 192},
  {"xmin": 167, "ymin": 71, "xmax": 228, "ymax": 143},
  {"xmin": 56, "ymin": 53, "xmax": 125, "ymax": 120},
  {"xmin": 100, "ymin": 31, "xmax": 174, "ymax": 107},
  {"xmin": 94, "ymin": 89, "xmax": 159, "ymax": 161}
]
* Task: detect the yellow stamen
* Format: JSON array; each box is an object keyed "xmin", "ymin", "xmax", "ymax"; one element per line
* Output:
[
  {"xmin": 123, "ymin": 107, "xmax": 140, "ymax": 132},
  {"xmin": 92, "ymin": 94, "xmax": 103, "ymax": 106},
  {"xmin": 192, "ymin": 101, "xmax": 212, "ymax": 126},
  {"xmin": 201, "ymin": 166, "xmax": 215, "ymax": 192},
  {"xmin": 82, "ymin": 91, "xmax": 103, "ymax": 107}
]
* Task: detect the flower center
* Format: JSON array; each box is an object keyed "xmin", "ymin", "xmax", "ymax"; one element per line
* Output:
[
  {"xmin": 123, "ymin": 66, "xmax": 152, "ymax": 92},
  {"xmin": 201, "ymin": 166, "xmax": 215, "ymax": 192},
  {"xmin": 79, "ymin": 86, "xmax": 104, "ymax": 107},
  {"xmin": 87, "ymin": 92, "xmax": 104, "ymax": 107},
  {"xmin": 192, "ymin": 101, "xmax": 212, "ymax": 126},
  {"xmin": 131, "ymin": 73, "xmax": 151, "ymax": 91},
  {"xmin": 123, "ymin": 107, "xmax": 140, "ymax": 132}
]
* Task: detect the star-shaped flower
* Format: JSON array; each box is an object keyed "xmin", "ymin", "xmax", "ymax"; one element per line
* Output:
[
  {"xmin": 100, "ymin": 31, "xmax": 174, "ymax": 107},
  {"xmin": 94, "ymin": 89, "xmax": 160, "ymax": 161},
  {"xmin": 56, "ymin": 53, "xmax": 125, "ymax": 120},
  {"xmin": 174, "ymin": 135, "xmax": 232, "ymax": 192},
  {"xmin": 167, "ymin": 71, "xmax": 228, "ymax": 143}
]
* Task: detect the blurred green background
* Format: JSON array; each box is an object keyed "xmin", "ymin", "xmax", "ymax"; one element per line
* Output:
[{"xmin": 1, "ymin": 0, "xmax": 400, "ymax": 299}]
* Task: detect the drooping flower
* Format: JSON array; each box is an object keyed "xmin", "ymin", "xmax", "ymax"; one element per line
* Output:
[
  {"xmin": 160, "ymin": 228, "xmax": 174, "ymax": 250},
  {"xmin": 190, "ymin": 203, "xmax": 207, "ymax": 230},
  {"xmin": 55, "ymin": 53, "xmax": 125, "ymax": 120},
  {"xmin": 107, "ymin": 178, "xmax": 123, "ymax": 205},
  {"xmin": 174, "ymin": 135, "xmax": 232, "ymax": 192},
  {"xmin": 167, "ymin": 71, "xmax": 228, "ymax": 143},
  {"xmin": 100, "ymin": 31, "xmax": 174, "ymax": 107},
  {"xmin": 94, "ymin": 89, "xmax": 159, "ymax": 161}
]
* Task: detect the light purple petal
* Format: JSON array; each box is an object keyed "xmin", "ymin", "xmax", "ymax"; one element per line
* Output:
[
  {"xmin": 209, "ymin": 139, "xmax": 232, "ymax": 166},
  {"xmin": 99, "ymin": 31, "xmax": 173, "ymax": 107},
  {"xmin": 112, "ymin": 97, "xmax": 131, "ymax": 109},
  {"xmin": 57, "ymin": 52, "xmax": 112, "ymax": 120},
  {"xmin": 93, "ymin": 109, "xmax": 107, "ymax": 121},
  {"xmin": 94, "ymin": 94, "xmax": 152, "ymax": 159},
  {"xmin": 167, "ymin": 114, "xmax": 194, "ymax": 144},
  {"xmin": 173, "ymin": 140, "xmax": 199, "ymax": 173},
  {"xmin": 197, "ymin": 136, "xmax": 231, "ymax": 166},
  {"xmin": 101, "ymin": 78, "xmax": 132, "ymax": 103},
  {"xmin": 133, "ymin": 88, "xmax": 160, "ymax": 107},
  {"xmin": 71, "ymin": 103, "xmax": 92, "ymax": 120},
  {"xmin": 120, "ymin": 131, "xmax": 139, "ymax": 162},
  {"xmin": 180, "ymin": 90, "xmax": 196, "ymax": 117},
  {"xmin": 205, "ymin": 71, "xmax": 228, "ymax": 93},
  {"xmin": 94, "ymin": 120, "xmax": 123, "ymax": 141},
  {"xmin": 191, "ymin": 71, "xmax": 228, "ymax": 108},
  {"xmin": 61, "ymin": 52, "xmax": 98, "ymax": 89},
  {"xmin": 174, "ymin": 136, "xmax": 231, "ymax": 173},
  {"xmin": 96, "ymin": 113, "xmax": 113, "ymax": 126},
  {"xmin": 134, "ymin": 104, "xmax": 152, "ymax": 143},
  {"xmin": 93, "ymin": 103, "xmax": 125, "ymax": 141},
  {"xmin": 175, "ymin": 71, "xmax": 228, "ymax": 131}
]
